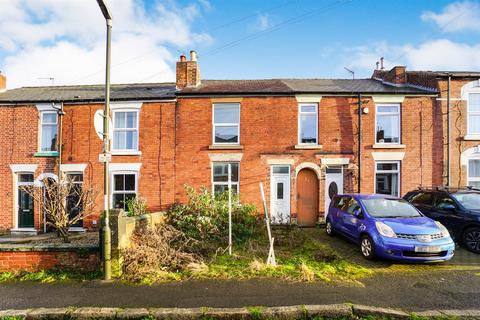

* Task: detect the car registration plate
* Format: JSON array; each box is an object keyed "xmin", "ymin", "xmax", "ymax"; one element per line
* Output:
[{"xmin": 414, "ymin": 246, "xmax": 442, "ymax": 253}]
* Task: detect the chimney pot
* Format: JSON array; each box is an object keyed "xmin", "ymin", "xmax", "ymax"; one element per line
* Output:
[
  {"xmin": 179, "ymin": 54, "xmax": 187, "ymax": 62},
  {"xmin": 380, "ymin": 57, "xmax": 385, "ymax": 70},
  {"xmin": 190, "ymin": 50, "xmax": 197, "ymax": 61}
]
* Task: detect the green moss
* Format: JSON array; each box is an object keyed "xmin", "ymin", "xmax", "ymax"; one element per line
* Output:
[{"xmin": 0, "ymin": 269, "xmax": 101, "ymax": 283}]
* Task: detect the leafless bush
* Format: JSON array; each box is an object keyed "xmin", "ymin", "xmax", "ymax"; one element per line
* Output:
[
  {"xmin": 21, "ymin": 176, "xmax": 98, "ymax": 243},
  {"xmin": 122, "ymin": 223, "xmax": 200, "ymax": 281}
]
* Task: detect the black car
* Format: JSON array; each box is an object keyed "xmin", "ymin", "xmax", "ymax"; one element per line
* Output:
[{"xmin": 404, "ymin": 187, "xmax": 480, "ymax": 254}]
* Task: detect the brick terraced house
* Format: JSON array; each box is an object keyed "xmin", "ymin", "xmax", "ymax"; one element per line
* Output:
[{"xmin": 0, "ymin": 51, "xmax": 474, "ymax": 232}]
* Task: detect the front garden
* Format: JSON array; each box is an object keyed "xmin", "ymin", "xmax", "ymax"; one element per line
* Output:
[
  {"xmin": 1, "ymin": 185, "xmax": 479, "ymax": 285},
  {"xmin": 120, "ymin": 186, "xmax": 372, "ymax": 284}
]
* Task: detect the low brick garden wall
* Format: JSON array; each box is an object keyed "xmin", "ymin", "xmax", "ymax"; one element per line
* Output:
[{"xmin": 0, "ymin": 244, "xmax": 99, "ymax": 272}]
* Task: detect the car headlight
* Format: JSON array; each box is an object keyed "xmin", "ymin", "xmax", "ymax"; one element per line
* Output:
[
  {"xmin": 435, "ymin": 221, "xmax": 450, "ymax": 238},
  {"xmin": 375, "ymin": 221, "xmax": 397, "ymax": 238}
]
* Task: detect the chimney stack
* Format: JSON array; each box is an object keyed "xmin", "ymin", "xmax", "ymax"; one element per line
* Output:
[
  {"xmin": 176, "ymin": 50, "xmax": 200, "ymax": 89},
  {"xmin": 0, "ymin": 71, "xmax": 6, "ymax": 92}
]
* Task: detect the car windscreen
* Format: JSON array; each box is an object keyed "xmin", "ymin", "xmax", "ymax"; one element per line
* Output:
[
  {"xmin": 361, "ymin": 198, "xmax": 422, "ymax": 218},
  {"xmin": 451, "ymin": 193, "xmax": 480, "ymax": 210}
]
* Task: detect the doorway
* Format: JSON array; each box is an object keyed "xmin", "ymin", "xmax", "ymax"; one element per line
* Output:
[
  {"xmin": 324, "ymin": 166, "xmax": 344, "ymax": 213},
  {"xmin": 296, "ymin": 168, "xmax": 319, "ymax": 226},
  {"xmin": 17, "ymin": 173, "xmax": 34, "ymax": 229},
  {"xmin": 270, "ymin": 166, "xmax": 291, "ymax": 224}
]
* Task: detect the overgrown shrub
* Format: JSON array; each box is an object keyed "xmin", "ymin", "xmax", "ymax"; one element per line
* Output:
[
  {"xmin": 165, "ymin": 185, "xmax": 259, "ymax": 254},
  {"xmin": 126, "ymin": 196, "xmax": 147, "ymax": 217},
  {"xmin": 122, "ymin": 224, "xmax": 199, "ymax": 281}
]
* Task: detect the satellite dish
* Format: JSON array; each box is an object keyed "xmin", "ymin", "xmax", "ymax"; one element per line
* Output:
[{"xmin": 94, "ymin": 109, "xmax": 113, "ymax": 141}]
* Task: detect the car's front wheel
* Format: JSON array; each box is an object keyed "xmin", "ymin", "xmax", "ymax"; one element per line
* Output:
[
  {"xmin": 325, "ymin": 219, "xmax": 334, "ymax": 237},
  {"xmin": 360, "ymin": 235, "xmax": 375, "ymax": 260},
  {"xmin": 463, "ymin": 227, "xmax": 480, "ymax": 254}
]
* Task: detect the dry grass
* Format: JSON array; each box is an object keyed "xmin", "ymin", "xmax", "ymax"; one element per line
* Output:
[{"xmin": 122, "ymin": 224, "xmax": 200, "ymax": 282}]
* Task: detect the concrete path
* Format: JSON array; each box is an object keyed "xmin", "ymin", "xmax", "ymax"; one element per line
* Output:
[{"xmin": 0, "ymin": 271, "xmax": 479, "ymax": 312}]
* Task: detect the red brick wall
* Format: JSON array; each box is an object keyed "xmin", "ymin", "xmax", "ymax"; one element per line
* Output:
[
  {"xmin": 0, "ymin": 93, "xmax": 443, "ymax": 228},
  {"xmin": 0, "ymin": 106, "xmax": 56, "ymax": 231},
  {"xmin": 435, "ymin": 78, "xmax": 478, "ymax": 187},
  {"xmin": 175, "ymin": 95, "xmax": 441, "ymax": 219},
  {"xmin": 61, "ymin": 102, "xmax": 176, "ymax": 228},
  {"xmin": 0, "ymin": 250, "xmax": 99, "ymax": 272}
]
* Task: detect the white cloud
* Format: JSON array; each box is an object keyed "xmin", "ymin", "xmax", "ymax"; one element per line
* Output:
[
  {"xmin": 0, "ymin": 0, "xmax": 212, "ymax": 88},
  {"xmin": 421, "ymin": 1, "xmax": 480, "ymax": 32},
  {"xmin": 254, "ymin": 13, "xmax": 273, "ymax": 32},
  {"xmin": 345, "ymin": 39, "xmax": 480, "ymax": 77}
]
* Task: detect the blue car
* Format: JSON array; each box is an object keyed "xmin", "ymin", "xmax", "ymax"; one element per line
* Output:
[{"xmin": 325, "ymin": 194, "xmax": 455, "ymax": 262}]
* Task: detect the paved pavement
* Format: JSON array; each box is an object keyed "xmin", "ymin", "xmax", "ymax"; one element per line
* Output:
[{"xmin": 0, "ymin": 271, "xmax": 479, "ymax": 311}]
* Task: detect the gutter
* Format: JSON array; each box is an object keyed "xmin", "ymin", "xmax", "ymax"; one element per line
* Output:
[
  {"xmin": 447, "ymin": 74, "xmax": 451, "ymax": 186},
  {"xmin": 357, "ymin": 94, "xmax": 362, "ymax": 193}
]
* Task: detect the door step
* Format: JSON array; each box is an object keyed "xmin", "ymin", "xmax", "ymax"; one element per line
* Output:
[{"xmin": 10, "ymin": 228, "xmax": 38, "ymax": 236}]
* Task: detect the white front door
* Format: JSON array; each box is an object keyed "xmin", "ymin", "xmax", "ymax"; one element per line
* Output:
[
  {"xmin": 324, "ymin": 166, "xmax": 344, "ymax": 213},
  {"xmin": 270, "ymin": 166, "xmax": 291, "ymax": 224}
]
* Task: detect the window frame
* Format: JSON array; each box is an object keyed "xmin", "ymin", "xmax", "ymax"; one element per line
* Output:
[
  {"xmin": 374, "ymin": 161, "xmax": 401, "ymax": 197},
  {"xmin": 212, "ymin": 103, "xmax": 241, "ymax": 145},
  {"xmin": 298, "ymin": 103, "xmax": 318, "ymax": 145},
  {"xmin": 467, "ymin": 156, "xmax": 480, "ymax": 187},
  {"xmin": 375, "ymin": 104, "xmax": 401, "ymax": 144},
  {"xmin": 467, "ymin": 93, "xmax": 480, "ymax": 135},
  {"xmin": 112, "ymin": 109, "xmax": 140, "ymax": 153},
  {"xmin": 110, "ymin": 171, "xmax": 138, "ymax": 210},
  {"xmin": 211, "ymin": 162, "xmax": 240, "ymax": 195},
  {"xmin": 39, "ymin": 111, "xmax": 58, "ymax": 152}
]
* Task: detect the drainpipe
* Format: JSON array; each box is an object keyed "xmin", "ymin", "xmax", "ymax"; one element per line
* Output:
[
  {"xmin": 358, "ymin": 94, "xmax": 362, "ymax": 193},
  {"xmin": 57, "ymin": 102, "xmax": 65, "ymax": 179},
  {"xmin": 447, "ymin": 75, "xmax": 451, "ymax": 186}
]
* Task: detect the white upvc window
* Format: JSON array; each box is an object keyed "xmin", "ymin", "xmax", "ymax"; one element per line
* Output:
[
  {"xmin": 212, "ymin": 103, "xmax": 240, "ymax": 144},
  {"xmin": 298, "ymin": 103, "xmax": 318, "ymax": 145},
  {"xmin": 40, "ymin": 111, "xmax": 58, "ymax": 152},
  {"xmin": 211, "ymin": 162, "xmax": 239, "ymax": 194},
  {"xmin": 375, "ymin": 161, "xmax": 400, "ymax": 197},
  {"xmin": 375, "ymin": 104, "xmax": 400, "ymax": 144},
  {"xmin": 112, "ymin": 110, "xmax": 139, "ymax": 152},
  {"xmin": 467, "ymin": 158, "xmax": 480, "ymax": 188},
  {"xmin": 467, "ymin": 93, "xmax": 480, "ymax": 135},
  {"xmin": 111, "ymin": 172, "xmax": 137, "ymax": 211}
]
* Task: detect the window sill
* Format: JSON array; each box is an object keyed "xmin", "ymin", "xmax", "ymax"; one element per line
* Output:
[
  {"xmin": 209, "ymin": 144, "xmax": 244, "ymax": 150},
  {"xmin": 464, "ymin": 135, "xmax": 480, "ymax": 141},
  {"xmin": 294, "ymin": 144, "xmax": 323, "ymax": 150},
  {"xmin": 33, "ymin": 151, "xmax": 60, "ymax": 157},
  {"xmin": 111, "ymin": 151, "xmax": 142, "ymax": 156},
  {"xmin": 372, "ymin": 144, "xmax": 406, "ymax": 149}
]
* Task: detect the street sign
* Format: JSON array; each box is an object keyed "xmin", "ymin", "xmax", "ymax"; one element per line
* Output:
[{"xmin": 98, "ymin": 153, "xmax": 112, "ymax": 163}]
